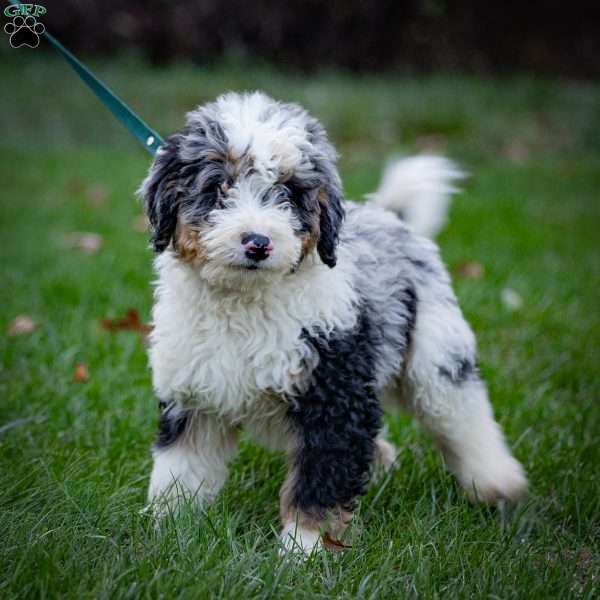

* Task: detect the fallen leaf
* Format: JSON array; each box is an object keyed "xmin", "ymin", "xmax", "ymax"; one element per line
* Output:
[
  {"xmin": 101, "ymin": 309, "xmax": 153, "ymax": 336},
  {"xmin": 505, "ymin": 141, "xmax": 530, "ymax": 165},
  {"xmin": 456, "ymin": 261, "xmax": 485, "ymax": 279},
  {"xmin": 322, "ymin": 532, "xmax": 352, "ymax": 552},
  {"xmin": 416, "ymin": 134, "xmax": 448, "ymax": 153},
  {"xmin": 64, "ymin": 232, "xmax": 104, "ymax": 254},
  {"xmin": 86, "ymin": 184, "xmax": 108, "ymax": 207},
  {"xmin": 7, "ymin": 315, "xmax": 38, "ymax": 337},
  {"xmin": 559, "ymin": 161, "xmax": 577, "ymax": 178},
  {"xmin": 132, "ymin": 214, "xmax": 150, "ymax": 233},
  {"xmin": 66, "ymin": 177, "xmax": 86, "ymax": 196},
  {"xmin": 501, "ymin": 287, "xmax": 523, "ymax": 311},
  {"xmin": 73, "ymin": 363, "xmax": 89, "ymax": 383}
]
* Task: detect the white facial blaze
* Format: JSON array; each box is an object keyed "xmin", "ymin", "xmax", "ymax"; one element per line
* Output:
[
  {"xmin": 198, "ymin": 177, "xmax": 303, "ymax": 287},
  {"xmin": 215, "ymin": 92, "xmax": 313, "ymax": 178}
]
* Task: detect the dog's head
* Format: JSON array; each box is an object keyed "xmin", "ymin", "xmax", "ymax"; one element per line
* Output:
[{"xmin": 139, "ymin": 92, "xmax": 344, "ymax": 288}]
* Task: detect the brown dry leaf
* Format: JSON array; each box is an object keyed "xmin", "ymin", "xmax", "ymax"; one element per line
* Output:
[
  {"xmin": 64, "ymin": 232, "xmax": 104, "ymax": 254},
  {"xmin": 86, "ymin": 184, "xmax": 108, "ymax": 207},
  {"xmin": 322, "ymin": 532, "xmax": 352, "ymax": 552},
  {"xmin": 559, "ymin": 161, "xmax": 578, "ymax": 179},
  {"xmin": 132, "ymin": 214, "xmax": 150, "ymax": 233},
  {"xmin": 416, "ymin": 134, "xmax": 448, "ymax": 153},
  {"xmin": 505, "ymin": 141, "xmax": 530, "ymax": 165},
  {"xmin": 7, "ymin": 315, "xmax": 38, "ymax": 337},
  {"xmin": 66, "ymin": 177, "xmax": 86, "ymax": 197},
  {"xmin": 65, "ymin": 178, "xmax": 107, "ymax": 207},
  {"xmin": 73, "ymin": 363, "xmax": 89, "ymax": 383},
  {"xmin": 456, "ymin": 261, "xmax": 485, "ymax": 279},
  {"xmin": 101, "ymin": 309, "xmax": 153, "ymax": 336}
]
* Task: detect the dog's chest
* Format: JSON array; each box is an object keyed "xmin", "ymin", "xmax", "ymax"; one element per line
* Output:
[
  {"xmin": 150, "ymin": 289, "xmax": 314, "ymax": 417},
  {"xmin": 149, "ymin": 254, "xmax": 358, "ymax": 418}
]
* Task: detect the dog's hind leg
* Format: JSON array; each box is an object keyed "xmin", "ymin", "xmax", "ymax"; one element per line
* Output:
[
  {"xmin": 403, "ymin": 299, "xmax": 528, "ymax": 504},
  {"xmin": 147, "ymin": 403, "xmax": 238, "ymax": 517}
]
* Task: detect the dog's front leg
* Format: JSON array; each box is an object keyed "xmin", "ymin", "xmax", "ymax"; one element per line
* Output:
[
  {"xmin": 147, "ymin": 402, "xmax": 238, "ymax": 518},
  {"xmin": 279, "ymin": 326, "xmax": 383, "ymax": 554}
]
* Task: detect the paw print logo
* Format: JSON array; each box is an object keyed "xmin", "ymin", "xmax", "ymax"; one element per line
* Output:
[{"xmin": 4, "ymin": 15, "xmax": 45, "ymax": 48}]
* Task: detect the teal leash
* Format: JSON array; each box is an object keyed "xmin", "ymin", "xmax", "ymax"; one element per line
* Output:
[{"xmin": 6, "ymin": 0, "xmax": 164, "ymax": 155}]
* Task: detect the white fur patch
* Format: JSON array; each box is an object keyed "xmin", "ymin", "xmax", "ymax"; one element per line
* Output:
[
  {"xmin": 280, "ymin": 522, "xmax": 322, "ymax": 556},
  {"xmin": 207, "ymin": 91, "xmax": 313, "ymax": 180}
]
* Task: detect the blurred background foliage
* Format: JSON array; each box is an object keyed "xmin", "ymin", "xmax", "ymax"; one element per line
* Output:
[{"xmin": 39, "ymin": 0, "xmax": 600, "ymax": 79}]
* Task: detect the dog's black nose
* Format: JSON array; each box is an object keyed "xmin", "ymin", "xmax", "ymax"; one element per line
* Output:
[{"xmin": 242, "ymin": 233, "xmax": 273, "ymax": 261}]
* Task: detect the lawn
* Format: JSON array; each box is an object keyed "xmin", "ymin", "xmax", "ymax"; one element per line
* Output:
[{"xmin": 1, "ymin": 52, "xmax": 599, "ymax": 599}]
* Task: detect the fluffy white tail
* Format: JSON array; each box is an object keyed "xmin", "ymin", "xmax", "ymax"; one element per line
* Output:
[{"xmin": 371, "ymin": 155, "xmax": 466, "ymax": 238}]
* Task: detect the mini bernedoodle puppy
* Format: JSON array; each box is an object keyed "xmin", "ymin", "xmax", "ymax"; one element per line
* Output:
[{"xmin": 139, "ymin": 91, "xmax": 528, "ymax": 554}]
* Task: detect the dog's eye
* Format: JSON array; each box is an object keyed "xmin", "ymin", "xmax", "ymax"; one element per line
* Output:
[
  {"xmin": 203, "ymin": 179, "xmax": 231, "ymax": 202},
  {"xmin": 281, "ymin": 182, "xmax": 302, "ymax": 203},
  {"xmin": 204, "ymin": 180, "xmax": 222, "ymax": 196}
]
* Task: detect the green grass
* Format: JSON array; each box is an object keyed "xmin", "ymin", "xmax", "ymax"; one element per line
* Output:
[{"xmin": 1, "ymin": 53, "xmax": 599, "ymax": 599}]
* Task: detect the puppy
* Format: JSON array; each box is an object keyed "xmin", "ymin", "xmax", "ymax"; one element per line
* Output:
[{"xmin": 139, "ymin": 92, "xmax": 528, "ymax": 553}]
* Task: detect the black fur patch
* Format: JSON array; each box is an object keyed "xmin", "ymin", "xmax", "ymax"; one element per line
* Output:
[
  {"xmin": 439, "ymin": 355, "xmax": 479, "ymax": 384},
  {"xmin": 399, "ymin": 284, "xmax": 418, "ymax": 350},
  {"xmin": 316, "ymin": 187, "xmax": 344, "ymax": 268},
  {"xmin": 287, "ymin": 304, "xmax": 383, "ymax": 518},
  {"xmin": 282, "ymin": 173, "xmax": 344, "ymax": 269},
  {"xmin": 303, "ymin": 119, "xmax": 345, "ymax": 268},
  {"xmin": 143, "ymin": 134, "xmax": 187, "ymax": 252},
  {"xmin": 155, "ymin": 401, "xmax": 191, "ymax": 448}
]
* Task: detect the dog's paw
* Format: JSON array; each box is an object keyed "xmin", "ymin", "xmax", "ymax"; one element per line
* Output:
[
  {"xmin": 279, "ymin": 523, "xmax": 322, "ymax": 557},
  {"xmin": 458, "ymin": 454, "xmax": 528, "ymax": 504},
  {"xmin": 139, "ymin": 502, "xmax": 168, "ymax": 529},
  {"xmin": 143, "ymin": 495, "xmax": 180, "ymax": 521}
]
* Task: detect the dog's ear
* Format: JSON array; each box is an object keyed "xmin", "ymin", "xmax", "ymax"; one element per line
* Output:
[
  {"xmin": 303, "ymin": 116, "xmax": 345, "ymax": 268},
  {"xmin": 317, "ymin": 183, "xmax": 345, "ymax": 268},
  {"xmin": 138, "ymin": 135, "xmax": 184, "ymax": 253}
]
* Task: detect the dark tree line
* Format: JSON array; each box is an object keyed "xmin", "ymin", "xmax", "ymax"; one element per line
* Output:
[{"xmin": 39, "ymin": 0, "xmax": 600, "ymax": 78}]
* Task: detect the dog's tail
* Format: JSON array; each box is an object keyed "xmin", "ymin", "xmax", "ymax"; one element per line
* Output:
[{"xmin": 370, "ymin": 155, "xmax": 466, "ymax": 238}]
